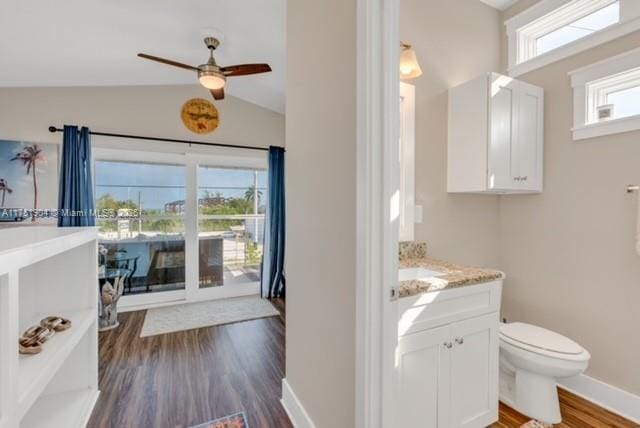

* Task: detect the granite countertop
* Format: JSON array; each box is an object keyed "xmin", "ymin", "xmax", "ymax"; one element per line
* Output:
[{"xmin": 398, "ymin": 242, "xmax": 503, "ymax": 298}]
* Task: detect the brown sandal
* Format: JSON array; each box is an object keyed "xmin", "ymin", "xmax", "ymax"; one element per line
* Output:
[
  {"xmin": 22, "ymin": 325, "xmax": 54, "ymax": 343},
  {"xmin": 19, "ymin": 326, "xmax": 53, "ymax": 355},
  {"xmin": 19, "ymin": 336, "xmax": 42, "ymax": 355},
  {"xmin": 40, "ymin": 316, "xmax": 72, "ymax": 332}
]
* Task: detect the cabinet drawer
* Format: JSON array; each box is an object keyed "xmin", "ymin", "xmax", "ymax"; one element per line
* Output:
[{"xmin": 398, "ymin": 280, "xmax": 502, "ymax": 337}]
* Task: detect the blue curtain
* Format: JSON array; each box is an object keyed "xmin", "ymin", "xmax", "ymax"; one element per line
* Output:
[
  {"xmin": 261, "ymin": 146, "xmax": 286, "ymax": 298},
  {"xmin": 58, "ymin": 125, "xmax": 95, "ymax": 227}
]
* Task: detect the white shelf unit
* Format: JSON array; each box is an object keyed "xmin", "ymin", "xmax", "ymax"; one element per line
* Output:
[{"xmin": 0, "ymin": 227, "xmax": 99, "ymax": 428}]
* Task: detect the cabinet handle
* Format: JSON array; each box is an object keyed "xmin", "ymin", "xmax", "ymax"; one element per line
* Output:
[
  {"xmin": 522, "ymin": 176, "xmax": 528, "ymax": 181},
  {"xmin": 443, "ymin": 342, "xmax": 453, "ymax": 349},
  {"xmin": 454, "ymin": 337, "xmax": 464, "ymax": 345}
]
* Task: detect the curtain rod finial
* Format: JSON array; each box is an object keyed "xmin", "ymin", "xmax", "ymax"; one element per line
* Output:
[{"xmin": 48, "ymin": 126, "xmax": 57, "ymax": 133}]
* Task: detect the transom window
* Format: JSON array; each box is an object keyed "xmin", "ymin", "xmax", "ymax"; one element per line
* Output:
[
  {"xmin": 518, "ymin": 0, "xmax": 620, "ymax": 64},
  {"xmin": 535, "ymin": 1, "xmax": 619, "ymax": 56},
  {"xmin": 505, "ymin": 0, "xmax": 640, "ymax": 76}
]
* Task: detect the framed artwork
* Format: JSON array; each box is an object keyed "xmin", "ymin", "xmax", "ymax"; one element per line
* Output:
[{"xmin": 0, "ymin": 140, "xmax": 59, "ymax": 223}]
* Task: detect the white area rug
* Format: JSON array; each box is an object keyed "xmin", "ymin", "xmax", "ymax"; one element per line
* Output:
[{"xmin": 140, "ymin": 295, "xmax": 280, "ymax": 337}]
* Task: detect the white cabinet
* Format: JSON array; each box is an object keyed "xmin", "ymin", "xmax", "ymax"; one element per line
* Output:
[
  {"xmin": 450, "ymin": 314, "xmax": 499, "ymax": 428},
  {"xmin": 448, "ymin": 72, "xmax": 544, "ymax": 194},
  {"xmin": 396, "ymin": 280, "xmax": 502, "ymax": 428}
]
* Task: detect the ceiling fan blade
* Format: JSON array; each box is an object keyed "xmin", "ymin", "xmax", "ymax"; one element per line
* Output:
[
  {"xmin": 221, "ymin": 64, "xmax": 272, "ymax": 77},
  {"xmin": 211, "ymin": 88, "xmax": 225, "ymax": 100},
  {"xmin": 137, "ymin": 53, "xmax": 199, "ymax": 71}
]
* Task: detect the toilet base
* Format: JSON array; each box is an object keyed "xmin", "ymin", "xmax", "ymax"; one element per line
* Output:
[{"xmin": 499, "ymin": 364, "xmax": 561, "ymax": 424}]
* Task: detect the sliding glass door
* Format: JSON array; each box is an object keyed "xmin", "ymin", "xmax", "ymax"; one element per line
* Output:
[
  {"xmin": 94, "ymin": 147, "xmax": 267, "ymax": 309},
  {"xmin": 95, "ymin": 159, "xmax": 187, "ymax": 306},
  {"xmin": 197, "ymin": 166, "xmax": 266, "ymax": 290}
]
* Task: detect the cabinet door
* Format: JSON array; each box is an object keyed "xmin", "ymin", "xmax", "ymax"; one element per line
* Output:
[
  {"xmin": 449, "ymin": 313, "xmax": 499, "ymax": 428},
  {"xmin": 513, "ymin": 81, "xmax": 544, "ymax": 191},
  {"xmin": 488, "ymin": 74, "xmax": 517, "ymax": 191},
  {"xmin": 396, "ymin": 325, "xmax": 451, "ymax": 428}
]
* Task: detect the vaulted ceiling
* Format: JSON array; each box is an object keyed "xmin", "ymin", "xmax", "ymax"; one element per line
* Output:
[{"xmin": 0, "ymin": 0, "xmax": 286, "ymax": 113}]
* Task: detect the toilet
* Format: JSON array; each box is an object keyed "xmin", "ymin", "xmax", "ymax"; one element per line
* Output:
[{"xmin": 499, "ymin": 322, "xmax": 591, "ymax": 424}]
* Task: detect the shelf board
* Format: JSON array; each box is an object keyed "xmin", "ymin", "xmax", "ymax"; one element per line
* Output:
[
  {"xmin": 0, "ymin": 227, "xmax": 96, "ymax": 275},
  {"xmin": 20, "ymin": 388, "xmax": 99, "ymax": 428},
  {"xmin": 17, "ymin": 308, "xmax": 96, "ymax": 419}
]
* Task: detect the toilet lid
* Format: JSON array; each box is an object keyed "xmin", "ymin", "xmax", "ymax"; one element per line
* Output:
[{"xmin": 500, "ymin": 322, "xmax": 584, "ymax": 355}]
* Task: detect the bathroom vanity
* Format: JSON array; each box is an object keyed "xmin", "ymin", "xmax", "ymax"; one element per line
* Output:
[{"xmin": 396, "ymin": 246, "xmax": 503, "ymax": 428}]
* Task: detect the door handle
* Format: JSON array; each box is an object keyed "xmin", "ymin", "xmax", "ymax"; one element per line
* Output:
[{"xmin": 454, "ymin": 337, "xmax": 464, "ymax": 345}]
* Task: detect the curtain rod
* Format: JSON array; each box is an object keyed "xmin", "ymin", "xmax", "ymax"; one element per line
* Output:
[{"xmin": 47, "ymin": 126, "xmax": 280, "ymax": 152}]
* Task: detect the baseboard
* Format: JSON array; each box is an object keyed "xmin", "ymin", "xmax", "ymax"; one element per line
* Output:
[
  {"xmin": 558, "ymin": 374, "xmax": 640, "ymax": 424},
  {"xmin": 281, "ymin": 378, "xmax": 316, "ymax": 428}
]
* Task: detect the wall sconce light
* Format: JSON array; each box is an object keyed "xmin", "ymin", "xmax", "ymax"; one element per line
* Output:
[{"xmin": 400, "ymin": 42, "xmax": 422, "ymax": 80}]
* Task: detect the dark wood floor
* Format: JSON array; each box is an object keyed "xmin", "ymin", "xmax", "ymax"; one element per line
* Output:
[
  {"xmin": 88, "ymin": 297, "xmax": 637, "ymax": 428},
  {"xmin": 88, "ymin": 298, "xmax": 292, "ymax": 428},
  {"xmin": 494, "ymin": 388, "xmax": 639, "ymax": 428}
]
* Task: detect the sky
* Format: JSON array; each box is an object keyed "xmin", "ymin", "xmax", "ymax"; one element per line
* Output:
[
  {"xmin": 95, "ymin": 160, "xmax": 267, "ymax": 210},
  {"xmin": 536, "ymin": 2, "xmax": 619, "ymax": 55}
]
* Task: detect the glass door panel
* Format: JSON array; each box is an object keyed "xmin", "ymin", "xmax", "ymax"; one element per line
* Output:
[
  {"xmin": 197, "ymin": 166, "xmax": 266, "ymax": 289},
  {"xmin": 95, "ymin": 160, "xmax": 187, "ymax": 296}
]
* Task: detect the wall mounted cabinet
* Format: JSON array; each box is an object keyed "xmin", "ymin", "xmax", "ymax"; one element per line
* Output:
[{"xmin": 448, "ymin": 73, "xmax": 544, "ymax": 194}]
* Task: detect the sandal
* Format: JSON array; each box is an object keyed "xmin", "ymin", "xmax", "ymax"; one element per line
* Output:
[
  {"xmin": 22, "ymin": 325, "xmax": 54, "ymax": 344},
  {"xmin": 19, "ymin": 326, "xmax": 53, "ymax": 355},
  {"xmin": 19, "ymin": 336, "xmax": 42, "ymax": 355},
  {"xmin": 40, "ymin": 316, "xmax": 72, "ymax": 332}
]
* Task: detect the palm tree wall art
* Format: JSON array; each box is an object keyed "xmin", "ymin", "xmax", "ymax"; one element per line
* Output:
[
  {"xmin": 0, "ymin": 178, "xmax": 13, "ymax": 207},
  {"xmin": 11, "ymin": 144, "xmax": 46, "ymax": 221}
]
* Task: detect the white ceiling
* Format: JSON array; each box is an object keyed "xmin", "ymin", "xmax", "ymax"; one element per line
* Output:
[
  {"xmin": 0, "ymin": 0, "xmax": 286, "ymax": 113},
  {"xmin": 478, "ymin": 0, "xmax": 519, "ymax": 10}
]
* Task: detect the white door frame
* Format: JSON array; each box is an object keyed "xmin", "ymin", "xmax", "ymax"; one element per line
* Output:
[{"xmin": 356, "ymin": 0, "xmax": 399, "ymax": 426}]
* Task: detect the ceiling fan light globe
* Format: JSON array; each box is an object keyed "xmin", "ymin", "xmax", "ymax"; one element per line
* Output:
[{"xmin": 199, "ymin": 74, "xmax": 226, "ymax": 90}]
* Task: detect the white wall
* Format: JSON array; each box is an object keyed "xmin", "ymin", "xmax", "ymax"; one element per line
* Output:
[
  {"xmin": 285, "ymin": 0, "xmax": 358, "ymax": 425},
  {"xmin": 400, "ymin": 0, "xmax": 502, "ymax": 267},
  {"xmin": 0, "ymin": 85, "xmax": 284, "ymax": 149}
]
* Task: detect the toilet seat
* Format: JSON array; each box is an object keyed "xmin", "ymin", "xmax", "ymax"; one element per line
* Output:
[{"xmin": 500, "ymin": 322, "xmax": 590, "ymax": 361}]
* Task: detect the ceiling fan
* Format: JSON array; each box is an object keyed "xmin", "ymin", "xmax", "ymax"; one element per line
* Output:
[{"xmin": 138, "ymin": 37, "xmax": 272, "ymax": 100}]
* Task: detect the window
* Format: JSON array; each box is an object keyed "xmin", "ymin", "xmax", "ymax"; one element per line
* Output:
[
  {"xmin": 570, "ymin": 47, "xmax": 640, "ymax": 140},
  {"xmin": 94, "ymin": 146, "xmax": 268, "ymax": 309},
  {"xmin": 603, "ymin": 81, "xmax": 640, "ymax": 119},
  {"xmin": 535, "ymin": 1, "xmax": 619, "ymax": 56},
  {"xmin": 197, "ymin": 166, "xmax": 266, "ymax": 289},
  {"xmin": 506, "ymin": 0, "xmax": 640, "ymax": 76},
  {"xmin": 95, "ymin": 160, "xmax": 187, "ymax": 294}
]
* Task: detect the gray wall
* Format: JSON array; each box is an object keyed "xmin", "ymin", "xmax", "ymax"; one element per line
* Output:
[
  {"xmin": 285, "ymin": 0, "xmax": 357, "ymax": 425},
  {"xmin": 499, "ymin": 0, "xmax": 640, "ymax": 395},
  {"xmin": 400, "ymin": 0, "xmax": 503, "ymax": 267}
]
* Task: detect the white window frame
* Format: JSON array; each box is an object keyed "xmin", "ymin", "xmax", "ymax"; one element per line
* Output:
[
  {"xmin": 93, "ymin": 139, "xmax": 268, "ymax": 311},
  {"xmin": 399, "ymin": 82, "xmax": 415, "ymax": 242},
  {"xmin": 506, "ymin": 0, "xmax": 640, "ymax": 77},
  {"xmin": 570, "ymin": 46, "xmax": 640, "ymax": 140}
]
